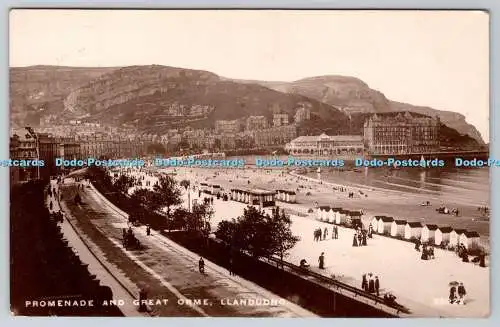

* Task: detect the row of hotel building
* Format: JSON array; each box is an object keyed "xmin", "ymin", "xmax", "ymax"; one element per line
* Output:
[{"xmin": 10, "ymin": 111, "xmax": 440, "ymax": 183}]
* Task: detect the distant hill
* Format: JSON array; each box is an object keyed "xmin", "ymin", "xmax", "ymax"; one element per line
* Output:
[
  {"xmin": 51, "ymin": 65, "xmax": 350, "ymax": 132},
  {"xmin": 233, "ymin": 75, "xmax": 485, "ymax": 145},
  {"xmin": 9, "ymin": 65, "xmax": 483, "ymax": 149},
  {"xmin": 10, "ymin": 65, "xmax": 117, "ymax": 127}
]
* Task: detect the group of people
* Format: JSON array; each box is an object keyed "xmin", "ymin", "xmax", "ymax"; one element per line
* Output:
[
  {"xmin": 352, "ymin": 228, "xmax": 368, "ymax": 247},
  {"xmin": 202, "ymin": 197, "xmax": 214, "ymax": 205},
  {"xmin": 421, "ymin": 244, "xmax": 435, "ymax": 260},
  {"xmin": 449, "ymin": 282, "xmax": 467, "ymax": 305},
  {"xmin": 313, "ymin": 226, "xmax": 339, "ymax": 242},
  {"xmin": 361, "ymin": 273, "xmax": 381, "ymax": 296}
]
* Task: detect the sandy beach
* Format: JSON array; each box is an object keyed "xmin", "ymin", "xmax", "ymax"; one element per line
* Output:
[{"xmin": 163, "ymin": 167, "xmax": 489, "ymax": 247}]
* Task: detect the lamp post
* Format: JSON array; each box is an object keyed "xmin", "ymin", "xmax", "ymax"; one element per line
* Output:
[{"xmin": 25, "ymin": 126, "xmax": 40, "ymax": 180}]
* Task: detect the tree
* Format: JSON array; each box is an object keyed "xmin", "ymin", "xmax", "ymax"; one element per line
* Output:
[
  {"xmin": 171, "ymin": 208, "xmax": 189, "ymax": 231},
  {"xmin": 269, "ymin": 207, "xmax": 300, "ymax": 266},
  {"xmin": 152, "ymin": 175, "xmax": 182, "ymax": 217},
  {"xmin": 215, "ymin": 220, "xmax": 237, "ymax": 244},
  {"xmin": 130, "ymin": 188, "xmax": 162, "ymax": 212},
  {"xmin": 188, "ymin": 202, "xmax": 214, "ymax": 235},
  {"xmin": 113, "ymin": 174, "xmax": 134, "ymax": 194},
  {"xmin": 215, "ymin": 205, "xmax": 300, "ymax": 262}
]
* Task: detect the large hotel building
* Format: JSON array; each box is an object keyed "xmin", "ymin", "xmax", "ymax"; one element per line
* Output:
[
  {"xmin": 285, "ymin": 134, "xmax": 364, "ymax": 157},
  {"xmin": 363, "ymin": 112, "xmax": 440, "ymax": 155}
]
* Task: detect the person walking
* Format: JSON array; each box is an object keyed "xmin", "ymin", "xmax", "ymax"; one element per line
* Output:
[
  {"xmin": 362, "ymin": 274, "xmax": 368, "ymax": 291},
  {"xmin": 335, "ymin": 226, "xmax": 338, "ymax": 239},
  {"xmin": 457, "ymin": 283, "xmax": 466, "ymax": 305},
  {"xmin": 319, "ymin": 252, "xmax": 325, "ymax": 269},
  {"xmin": 449, "ymin": 285, "xmax": 457, "ymax": 304},
  {"xmin": 368, "ymin": 273, "xmax": 375, "ymax": 293},
  {"xmin": 198, "ymin": 257, "xmax": 205, "ymax": 274},
  {"xmin": 375, "ymin": 276, "xmax": 380, "ymax": 296}
]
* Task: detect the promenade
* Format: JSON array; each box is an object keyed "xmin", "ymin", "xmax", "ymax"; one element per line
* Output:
[
  {"xmin": 58, "ymin": 177, "xmax": 316, "ymax": 317},
  {"xmin": 47, "ymin": 180, "xmax": 145, "ymax": 317}
]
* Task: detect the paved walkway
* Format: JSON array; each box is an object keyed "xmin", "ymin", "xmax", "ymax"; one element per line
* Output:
[
  {"xmin": 59, "ymin": 178, "xmax": 315, "ymax": 317},
  {"xmin": 46, "ymin": 180, "xmax": 145, "ymax": 317}
]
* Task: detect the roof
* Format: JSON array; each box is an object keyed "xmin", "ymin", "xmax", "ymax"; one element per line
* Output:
[
  {"xmin": 453, "ymin": 229, "xmax": 467, "ymax": 235},
  {"xmin": 380, "ymin": 217, "xmax": 394, "ymax": 222},
  {"xmin": 276, "ymin": 189, "xmax": 296, "ymax": 195},
  {"xmin": 394, "ymin": 220, "xmax": 407, "ymax": 225},
  {"xmin": 331, "ymin": 207, "xmax": 343, "ymax": 211},
  {"xmin": 290, "ymin": 134, "xmax": 363, "ymax": 143},
  {"xmin": 319, "ymin": 206, "xmax": 330, "ymax": 210},
  {"xmin": 230, "ymin": 188, "xmax": 275, "ymax": 195},
  {"xmin": 424, "ymin": 224, "xmax": 439, "ymax": 231},
  {"xmin": 373, "ymin": 215, "xmax": 387, "ymax": 220},
  {"xmin": 349, "ymin": 211, "xmax": 363, "ymax": 216},
  {"xmin": 438, "ymin": 226, "xmax": 453, "ymax": 233},
  {"xmin": 464, "ymin": 231, "xmax": 480, "ymax": 238},
  {"xmin": 407, "ymin": 222, "xmax": 423, "ymax": 228}
]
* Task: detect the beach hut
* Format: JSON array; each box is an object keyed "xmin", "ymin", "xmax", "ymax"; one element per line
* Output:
[
  {"xmin": 326, "ymin": 208, "xmax": 337, "ymax": 223},
  {"xmin": 377, "ymin": 217, "xmax": 394, "ymax": 235},
  {"xmin": 276, "ymin": 190, "xmax": 297, "ymax": 203},
  {"xmin": 435, "ymin": 226, "xmax": 453, "ymax": 247},
  {"xmin": 459, "ymin": 231, "xmax": 480, "ymax": 250},
  {"xmin": 370, "ymin": 216, "xmax": 382, "ymax": 233},
  {"xmin": 318, "ymin": 206, "xmax": 330, "ymax": 221},
  {"xmin": 450, "ymin": 229, "xmax": 467, "ymax": 248},
  {"xmin": 200, "ymin": 182, "xmax": 209, "ymax": 193},
  {"xmin": 421, "ymin": 224, "xmax": 439, "ymax": 243},
  {"xmin": 211, "ymin": 184, "xmax": 221, "ymax": 195},
  {"xmin": 338, "ymin": 209, "xmax": 349, "ymax": 225},
  {"xmin": 347, "ymin": 211, "xmax": 363, "ymax": 229},
  {"xmin": 330, "ymin": 208, "xmax": 340, "ymax": 224},
  {"xmin": 404, "ymin": 222, "xmax": 423, "ymax": 240},
  {"xmin": 390, "ymin": 220, "xmax": 407, "ymax": 237}
]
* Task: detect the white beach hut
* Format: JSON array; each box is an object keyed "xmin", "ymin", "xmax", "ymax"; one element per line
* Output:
[
  {"xmin": 421, "ymin": 224, "xmax": 439, "ymax": 243},
  {"xmin": 404, "ymin": 222, "xmax": 423, "ymax": 240},
  {"xmin": 377, "ymin": 217, "xmax": 394, "ymax": 235},
  {"xmin": 459, "ymin": 231, "xmax": 480, "ymax": 250},
  {"xmin": 370, "ymin": 216, "xmax": 385, "ymax": 233},
  {"xmin": 390, "ymin": 220, "xmax": 407, "ymax": 237},
  {"xmin": 435, "ymin": 226, "xmax": 453, "ymax": 247},
  {"xmin": 450, "ymin": 229, "xmax": 467, "ymax": 248},
  {"xmin": 331, "ymin": 208, "xmax": 342, "ymax": 224}
]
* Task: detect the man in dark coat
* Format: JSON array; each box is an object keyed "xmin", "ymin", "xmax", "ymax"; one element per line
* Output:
[
  {"xmin": 449, "ymin": 286, "xmax": 457, "ymax": 304},
  {"xmin": 199, "ymin": 257, "xmax": 205, "ymax": 274},
  {"xmin": 361, "ymin": 274, "xmax": 368, "ymax": 291},
  {"xmin": 375, "ymin": 276, "xmax": 380, "ymax": 296},
  {"xmin": 335, "ymin": 226, "xmax": 338, "ymax": 239},
  {"xmin": 457, "ymin": 283, "xmax": 466, "ymax": 304},
  {"xmin": 319, "ymin": 252, "xmax": 325, "ymax": 269},
  {"xmin": 352, "ymin": 234, "xmax": 358, "ymax": 247},
  {"xmin": 362, "ymin": 232, "xmax": 367, "ymax": 246},
  {"xmin": 368, "ymin": 274, "xmax": 375, "ymax": 293}
]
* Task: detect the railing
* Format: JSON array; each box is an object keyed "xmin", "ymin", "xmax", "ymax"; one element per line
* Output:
[{"xmin": 265, "ymin": 256, "xmax": 411, "ymax": 316}]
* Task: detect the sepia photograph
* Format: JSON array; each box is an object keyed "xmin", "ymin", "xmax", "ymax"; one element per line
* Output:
[{"xmin": 8, "ymin": 9, "xmax": 490, "ymax": 318}]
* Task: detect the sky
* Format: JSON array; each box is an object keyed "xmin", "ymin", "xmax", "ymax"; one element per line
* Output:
[{"xmin": 9, "ymin": 10, "xmax": 490, "ymax": 141}]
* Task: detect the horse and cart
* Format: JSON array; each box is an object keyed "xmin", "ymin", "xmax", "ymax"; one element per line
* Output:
[{"xmin": 122, "ymin": 227, "xmax": 141, "ymax": 250}]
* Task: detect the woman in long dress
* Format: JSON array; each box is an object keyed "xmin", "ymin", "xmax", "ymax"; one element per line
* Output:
[{"xmin": 352, "ymin": 233, "xmax": 358, "ymax": 247}]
